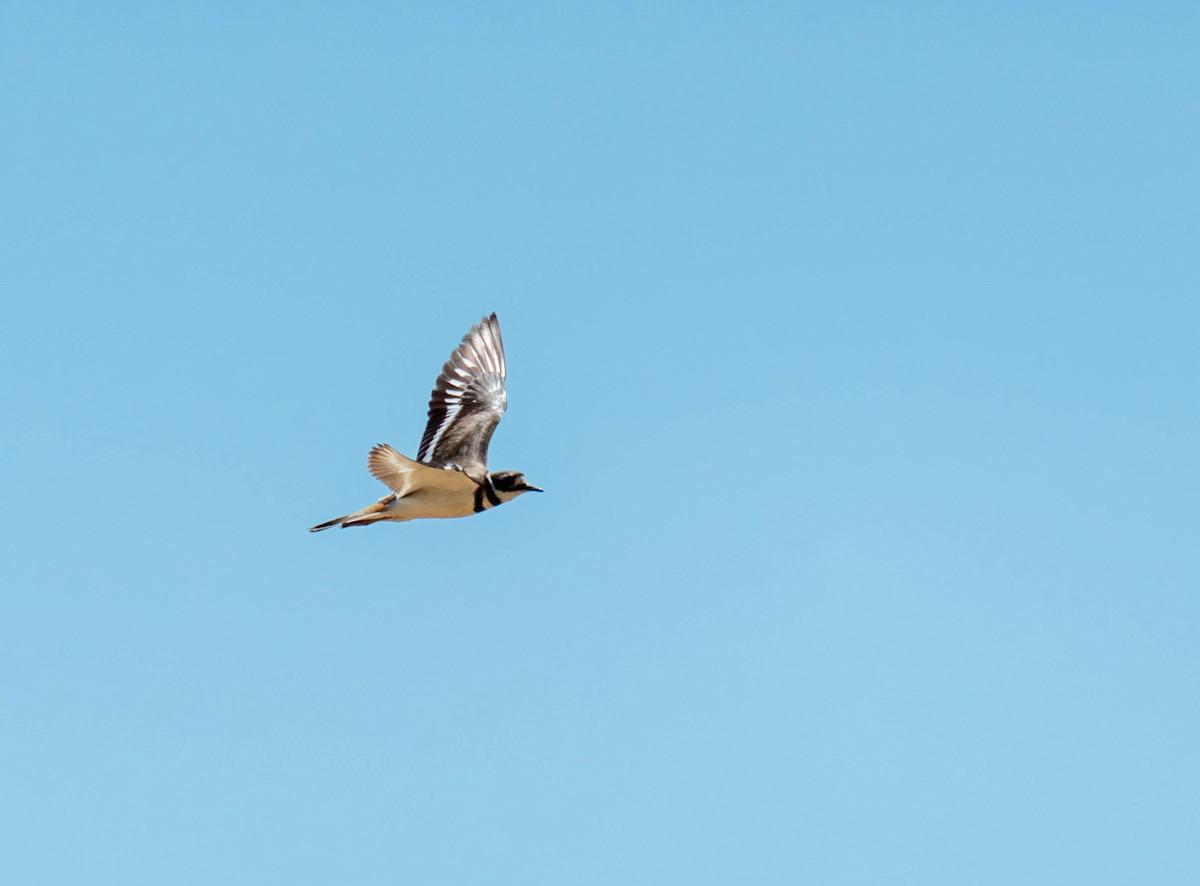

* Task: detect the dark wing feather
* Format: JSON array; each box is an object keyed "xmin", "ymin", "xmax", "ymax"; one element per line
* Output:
[{"xmin": 416, "ymin": 313, "xmax": 507, "ymax": 480}]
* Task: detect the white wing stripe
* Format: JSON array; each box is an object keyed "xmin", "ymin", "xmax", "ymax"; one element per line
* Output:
[{"xmin": 416, "ymin": 313, "xmax": 508, "ymax": 467}]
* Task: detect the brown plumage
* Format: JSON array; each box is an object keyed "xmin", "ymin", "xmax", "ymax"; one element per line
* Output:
[{"xmin": 308, "ymin": 313, "xmax": 541, "ymax": 532}]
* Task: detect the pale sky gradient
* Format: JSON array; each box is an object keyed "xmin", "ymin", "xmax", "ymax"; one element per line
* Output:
[{"xmin": 2, "ymin": 4, "xmax": 1197, "ymax": 884}]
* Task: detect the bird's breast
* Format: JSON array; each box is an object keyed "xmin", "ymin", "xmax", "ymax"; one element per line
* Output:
[{"xmin": 386, "ymin": 468, "xmax": 485, "ymax": 520}]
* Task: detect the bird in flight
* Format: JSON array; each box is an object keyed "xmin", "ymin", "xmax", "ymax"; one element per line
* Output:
[{"xmin": 310, "ymin": 313, "xmax": 541, "ymax": 531}]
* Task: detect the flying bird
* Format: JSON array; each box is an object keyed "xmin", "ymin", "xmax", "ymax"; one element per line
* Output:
[{"xmin": 310, "ymin": 313, "xmax": 541, "ymax": 531}]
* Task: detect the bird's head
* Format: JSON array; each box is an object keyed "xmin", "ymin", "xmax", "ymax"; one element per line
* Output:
[{"xmin": 490, "ymin": 471, "xmax": 543, "ymax": 501}]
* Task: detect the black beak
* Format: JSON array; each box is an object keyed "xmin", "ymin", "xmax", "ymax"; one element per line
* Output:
[{"xmin": 525, "ymin": 484, "xmax": 544, "ymax": 493}]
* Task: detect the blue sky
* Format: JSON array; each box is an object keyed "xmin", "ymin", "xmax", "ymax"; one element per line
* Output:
[{"xmin": 2, "ymin": 3, "xmax": 1197, "ymax": 883}]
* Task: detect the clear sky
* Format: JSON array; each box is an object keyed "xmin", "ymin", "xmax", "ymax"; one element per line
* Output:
[{"xmin": 2, "ymin": 3, "xmax": 1197, "ymax": 883}]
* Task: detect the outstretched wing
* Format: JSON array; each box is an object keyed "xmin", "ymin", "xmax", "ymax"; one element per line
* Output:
[{"xmin": 416, "ymin": 313, "xmax": 507, "ymax": 480}]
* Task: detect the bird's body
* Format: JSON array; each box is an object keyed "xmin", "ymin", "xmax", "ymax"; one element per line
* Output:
[{"xmin": 310, "ymin": 313, "xmax": 540, "ymax": 532}]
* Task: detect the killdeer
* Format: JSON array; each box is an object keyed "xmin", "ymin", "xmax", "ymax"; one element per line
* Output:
[{"xmin": 310, "ymin": 313, "xmax": 541, "ymax": 531}]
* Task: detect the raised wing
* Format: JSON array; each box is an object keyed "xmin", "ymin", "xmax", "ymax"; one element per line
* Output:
[{"xmin": 416, "ymin": 313, "xmax": 507, "ymax": 480}]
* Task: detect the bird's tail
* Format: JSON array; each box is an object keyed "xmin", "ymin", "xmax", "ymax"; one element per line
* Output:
[
  {"xmin": 308, "ymin": 514, "xmax": 348, "ymax": 532},
  {"xmin": 308, "ymin": 495, "xmax": 397, "ymax": 532}
]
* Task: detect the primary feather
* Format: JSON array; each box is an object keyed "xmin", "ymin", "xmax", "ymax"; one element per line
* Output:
[{"xmin": 416, "ymin": 312, "xmax": 507, "ymax": 481}]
